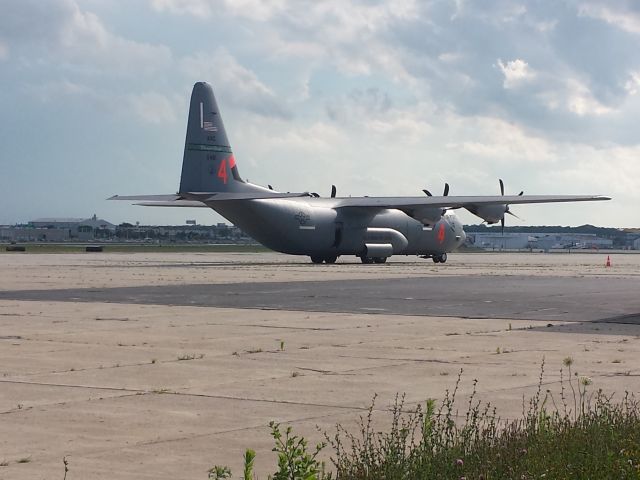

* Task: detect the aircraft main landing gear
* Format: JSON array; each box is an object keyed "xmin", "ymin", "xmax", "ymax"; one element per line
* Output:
[
  {"xmin": 310, "ymin": 255, "xmax": 338, "ymax": 264},
  {"xmin": 432, "ymin": 253, "xmax": 448, "ymax": 264},
  {"xmin": 360, "ymin": 256, "xmax": 387, "ymax": 264}
]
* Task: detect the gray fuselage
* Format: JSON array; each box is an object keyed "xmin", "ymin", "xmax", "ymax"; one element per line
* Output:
[{"xmin": 209, "ymin": 196, "xmax": 466, "ymax": 258}]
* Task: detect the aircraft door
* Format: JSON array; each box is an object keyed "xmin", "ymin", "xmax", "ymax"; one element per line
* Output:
[{"xmin": 332, "ymin": 222, "xmax": 343, "ymax": 248}]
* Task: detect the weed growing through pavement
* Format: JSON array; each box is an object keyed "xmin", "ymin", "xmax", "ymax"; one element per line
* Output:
[
  {"xmin": 210, "ymin": 423, "xmax": 326, "ymax": 480},
  {"xmin": 177, "ymin": 353, "xmax": 204, "ymax": 361}
]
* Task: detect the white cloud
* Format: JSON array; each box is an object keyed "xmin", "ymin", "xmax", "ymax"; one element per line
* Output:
[
  {"xmin": 180, "ymin": 49, "xmax": 290, "ymax": 118},
  {"xmin": 579, "ymin": 2, "xmax": 640, "ymax": 35},
  {"xmin": 497, "ymin": 58, "xmax": 535, "ymax": 89},
  {"xmin": 564, "ymin": 78, "xmax": 614, "ymax": 116},
  {"xmin": 151, "ymin": 0, "xmax": 287, "ymax": 20},
  {"xmin": 150, "ymin": 0, "xmax": 215, "ymax": 18},
  {"xmin": 447, "ymin": 116, "xmax": 557, "ymax": 163},
  {"xmin": 625, "ymin": 72, "xmax": 640, "ymax": 95},
  {"xmin": 0, "ymin": 0, "xmax": 171, "ymax": 75},
  {"xmin": 26, "ymin": 79, "xmax": 96, "ymax": 103},
  {"xmin": 60, "ymin": 2, "xmax": 172, "ymax": 73},
  {"xmin": 438, "ymin": 52, "xmax": 462, "ymax": 63},
  {"xmin": 129, "ymin": 92, "xmax": 178, "ymax": 125},
  {"xmin": 153, "ymin": 0, "xmax": 419, "ymax": 81}
]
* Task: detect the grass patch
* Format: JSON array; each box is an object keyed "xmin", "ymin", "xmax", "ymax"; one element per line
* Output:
[{"xmin": 214, "ymin": 361, "xmax": 640, "ymax": 479}]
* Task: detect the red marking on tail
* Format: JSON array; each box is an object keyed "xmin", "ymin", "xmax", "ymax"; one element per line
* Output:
[
  {"xmin": 217, "ymin": 158, "xmax": 228, "ymax": 184},
  {"xmin": 228, "ymin": 154, "xmax": 236, "ymax": 169}
]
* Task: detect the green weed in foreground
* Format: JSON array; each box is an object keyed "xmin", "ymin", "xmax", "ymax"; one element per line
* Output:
[{"xmin": 210, "ymin": 361, "xmax": 640, "ymax": 479}]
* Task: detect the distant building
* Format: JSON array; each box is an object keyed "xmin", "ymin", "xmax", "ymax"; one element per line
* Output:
[
  {"xmin": 24, "ymin": 215, "xmax": 116, "ymax": 240},
  {"xmin": 634, "ymin": 238, "xmax": 640, "ymax": 250},
  {"xmin": 31, "ymin": 215, "xmax": 115, "ymax": 238},
  {"xmin": 0, "ymin": 226, "xmax": 69, "ymax": 242},
  {"xmin": 467, "ymin": 232, "xmax": 614, "ymax": 250}
]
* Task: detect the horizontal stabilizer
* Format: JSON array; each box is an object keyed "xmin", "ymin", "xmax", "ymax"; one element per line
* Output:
[
  {"xmin": 134, "ymin": 200, "xmax": 208, "ymax": 208},
  {"xmin": 109, "ymin": 191, "xmax": 312, "ymax": 208},
  {"xmin": 108, "ymin": 194, "xmax": 181, "ymax": 201}
]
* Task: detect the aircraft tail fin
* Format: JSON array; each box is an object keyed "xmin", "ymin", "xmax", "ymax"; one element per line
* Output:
[{"xmin": 179, "ymin": 82, "xmax": 248, "ymax": 194}]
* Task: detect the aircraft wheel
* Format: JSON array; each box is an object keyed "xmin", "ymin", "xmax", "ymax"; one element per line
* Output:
[
  {"xmin": 324, "ymin": 255, "xmax": 338, "ymax": 264},
  {"xmin": 432, "ymin": 254, "xmax": 447, "ymax": 264},
  {"xmin": 373, "ymin": 257, "xmax": 387, "ymax": 264},
  {"xmin": 360, "ymin": 256, "xmax": 374, "ymax": 264},
  {"xmin": 310, "ymin": 256, "xmax": 324, "ymax": 264}
]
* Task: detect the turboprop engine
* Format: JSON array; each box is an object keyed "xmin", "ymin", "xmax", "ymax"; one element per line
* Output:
[
  {"xmin": 410, "ymin": 206, "xmax": 446, "ymax": 226},
  {"xmin": 466, "ymin": 204, "xmax": 508, "ymax": 224},
  {"xmin": 465, "ymin": 179, "xmax": 523, "ymax": 233},
  {"xmin": 413, "ymin": 182, "xmax": 449, "ymax": 225}
]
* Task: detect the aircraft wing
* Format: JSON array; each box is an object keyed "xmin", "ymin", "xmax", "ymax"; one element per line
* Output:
[
  {"xmin": 203, "ymin": 192, "xmax": 311, "ymax": 201},
  {"xmin": 335, "ymin": 194, "xmax": 611, "ymax": 210}
]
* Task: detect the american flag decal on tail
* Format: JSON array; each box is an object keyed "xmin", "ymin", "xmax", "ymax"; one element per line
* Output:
[{"xmin": 203, "ymin": 121, "xmax": 217, "ymax": 132}]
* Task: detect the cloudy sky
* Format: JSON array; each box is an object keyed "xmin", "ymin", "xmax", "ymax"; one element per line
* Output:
[{"xmin": 1, "ymin": 0, "xmax": 639, "ymax": 227}]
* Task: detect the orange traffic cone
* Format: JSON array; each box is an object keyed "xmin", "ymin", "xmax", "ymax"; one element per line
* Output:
[{"xmin": 606, "ymin": 255, "xmax": 611, "ymax": 268}]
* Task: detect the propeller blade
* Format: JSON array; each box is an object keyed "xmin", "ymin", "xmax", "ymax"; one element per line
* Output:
[
  {"xmin": 268, "ymin": 184, "xmax": 273, "ymax": 190},
  {"xmin": 443, "ymin": 183, "xmax": 450, "ymax": 196},
  {"xmin": 501, "ymin": 217, "xmax": 505, "ymax": 235},
  {"xmin": 518, "ymin": 191, "xmax": 524, "ymax": 196},
  {"xmin": 499, "ymin": 178, "xmax": 505, "ymax": 196},
  {"xmin": 506, "ymin": 210, "xmax": 523, "ymax": 220},
  {"xmin": 423, "ymin": 189, "xmax": 433, "ymax": 197},
  {"xmin": 331, "ymin": 185, "xmax": 337, "ymax": 198}
]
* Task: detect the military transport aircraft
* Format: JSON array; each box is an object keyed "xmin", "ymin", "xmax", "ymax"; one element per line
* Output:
[{"xmin": 111, "ymin": 82, "xmax": 610, "ymax": 264}]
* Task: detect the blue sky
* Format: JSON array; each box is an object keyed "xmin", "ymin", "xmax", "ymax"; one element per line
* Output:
[{"xmin": 0, "ymin": 0, "xmax": 638, "ymax": 227}]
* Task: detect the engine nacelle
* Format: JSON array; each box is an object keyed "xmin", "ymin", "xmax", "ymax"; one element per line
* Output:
[
  {"xmin": 410, "ymin": 206, "xmax": 444, "ymax": 226},
  {"xmin": 465, "ymin": 204, "xmax": 507, "ymax": 224}
]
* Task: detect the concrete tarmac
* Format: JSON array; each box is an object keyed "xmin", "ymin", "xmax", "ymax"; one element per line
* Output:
[{"xmin": 0, "ymin": 252, "xmax": 639, "ymax": 479}]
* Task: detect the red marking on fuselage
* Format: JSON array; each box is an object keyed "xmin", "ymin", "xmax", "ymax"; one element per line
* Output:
[
  {"xmin": 228, "ymin": 154, "xmax": 236, "ymax": 169},
  {"xmin": 437, "ymin": 222, "xmax": 446, "ymax": 244}
]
